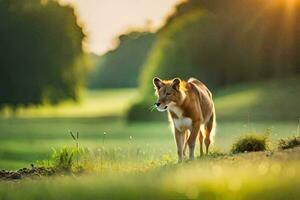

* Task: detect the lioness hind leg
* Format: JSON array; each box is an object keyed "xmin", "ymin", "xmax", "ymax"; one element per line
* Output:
[
  {"xmin": 187, "ymin": 122, "xmax": 200, "ymax": 160},
  {"xmin": 204, "ymin": 128, "xmax": 211, "ymax": 155},
  {"xmin": 205, "ymin": 114, "xmax": 214, "ymax": 155},
  {"xmin": 198, "ymin": 131, "xmax": 204, "ymax": 157}
]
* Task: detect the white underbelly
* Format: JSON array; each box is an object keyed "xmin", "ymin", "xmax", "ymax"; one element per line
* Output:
[{"xmin": 173, "ymin": 117, "xmax": 192, "ymax": 132}]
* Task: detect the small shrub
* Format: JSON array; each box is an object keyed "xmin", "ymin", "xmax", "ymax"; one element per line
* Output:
[
  {"xmin": 278, "ymin": 136, "xmax": 300, "ymax": 150},
  {"xmin": 38, "ymin": 147, "xmax": 90, "ymax": 173},
  {"xmin": 231, "ymin": 134, "xmax": 268, "ymax": 154},
  {"xmin": 51, "ymin": 147, "xmax": 75, "ymax": 172}
]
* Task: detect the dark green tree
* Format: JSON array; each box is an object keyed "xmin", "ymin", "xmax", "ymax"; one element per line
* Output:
[{"xmin": 0, "ymin": 0, "xmax": 87, "ymax": 108}]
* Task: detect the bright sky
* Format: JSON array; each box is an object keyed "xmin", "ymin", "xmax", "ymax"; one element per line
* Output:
[{"xmin": 60, "ymin": 0, "xmax": 183, "ymax": 55}]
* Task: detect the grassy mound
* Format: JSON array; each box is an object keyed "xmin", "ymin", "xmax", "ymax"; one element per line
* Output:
[
  {"xmin": 278, "ymin": 136, "xmax": 300, "ymax": 150},
  {"xmin": 231, "ymin": 134, "xmax": 268, "ymax": 154}
]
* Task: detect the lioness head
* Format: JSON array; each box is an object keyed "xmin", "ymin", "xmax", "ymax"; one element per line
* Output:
[{"xmin": 153, "ymin": 77, "xmax": 185, "ymax": 112}]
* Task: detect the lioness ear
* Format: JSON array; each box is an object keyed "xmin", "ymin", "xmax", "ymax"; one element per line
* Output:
[
  {"xmin": 172, "ymin": 78, "xmax": 181, "ymax": 91},
  {"xmin": 153, "ymin": 77, "xmax": 164, "ymax": 90}
]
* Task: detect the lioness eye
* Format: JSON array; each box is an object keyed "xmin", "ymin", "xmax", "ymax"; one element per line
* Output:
[{"xmin": 166, "ymin": 93, "xmax": 171, "ymax": 96}]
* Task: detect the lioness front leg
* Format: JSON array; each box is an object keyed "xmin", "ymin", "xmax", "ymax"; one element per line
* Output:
[
  {"xmin": 187, "ymin": 122, "xmax": 200, "ymax": 160},
  {"xmin": 183, "ymin": 131, "xmax": 189, "ymax": 156},
  {"xmin": 174, "ymin": 129, "xmax": 185, "ymax": 163}
]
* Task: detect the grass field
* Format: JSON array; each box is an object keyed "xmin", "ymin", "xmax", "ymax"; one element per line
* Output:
[
  {"xmin": 0, "ymin": 78, "xmax": 299, "ymax": 199},
  {"xmin": 0, "ymin": 89, "xmax": 138, "ymax": 118},
  {"xmin": 0, "ymin": 77, "xmax": 299, "ymax": 170},
  {"xmin": 0, "ymin": 147, "xmax": 300, "ymax": 199},
  {"xmin": 0, "ymin": 118, "xmax": 299, "ymax": 170}
]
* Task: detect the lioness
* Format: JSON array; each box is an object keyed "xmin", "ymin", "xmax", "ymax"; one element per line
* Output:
[{"xmin": 153, "ymin": 77, "xmax": 216, "ymax": 162}]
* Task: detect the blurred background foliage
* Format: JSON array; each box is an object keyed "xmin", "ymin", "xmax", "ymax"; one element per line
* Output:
[
  {"xmin": 88, "ymin": 31, "xmax": 155, "ymax": 89},
  {"xmin": 126, "ymin": 0, "xmax": 300, "ymax": 121},
  {"xmin": 0, "ymin": 0, "xmax": 299, "ymax": 121},
  {"xmin": 0, "ymin": 0, "xmax": 87, "ymax": 108}
]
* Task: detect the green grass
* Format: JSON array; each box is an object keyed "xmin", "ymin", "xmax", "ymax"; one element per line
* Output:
[
  {"xmin": 0, "ymin": 117, "xmax": 298, "ymax": 170},
  {"xmin": 1, "ymin": 148, "xmax": 300, "ymax": 200}
]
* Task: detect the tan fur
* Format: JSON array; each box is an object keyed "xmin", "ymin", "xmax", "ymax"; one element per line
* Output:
[{"xmin": 153, "ymin": 77, "xmax": 216, "ymax": 162}]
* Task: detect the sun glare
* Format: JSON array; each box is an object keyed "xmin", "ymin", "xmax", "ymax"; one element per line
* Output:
[
  {"xmin": 282, "ymin": 0, "xmax": 299, "ymax": 25},
  {"xmin": 285, "ymin": 0, "xmax": 297, "ymax": 10}
]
